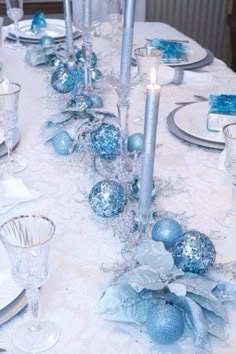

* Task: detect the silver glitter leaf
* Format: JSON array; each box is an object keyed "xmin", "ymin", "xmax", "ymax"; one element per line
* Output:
[
  {"xmin": 203, "ymin": 309, "xmax": 226, "ymax": 340},
  {"xmin": 120, "ymin": 265, "xmax": 165, "ymax": 292},
  {"xmin": 97, "ymin": 283, "xmax": 154, "ymax": 325},
  {"xmin": 213, "ymin": 280, "xmax": 236, "ymax": 302},
  {"xmin": 47, "ymin": 111, "xmax": 73, "ymax": 125},
  {"xmin": 135, "ymin": 240, "xmax": 174, "ymax": 278},
  {"xmin": 187, "ymin": 293, "xmax": 227, "ymax": 321},
  {"xmin": 168, "ymin": 283, "xmax": 187, "ymax": 296}
]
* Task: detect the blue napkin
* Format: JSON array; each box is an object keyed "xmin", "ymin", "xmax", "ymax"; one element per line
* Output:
[
  {"xmin": 31, "ymin": 11, "xmax": 47, "ymax": 34},
  {"xmin": 146, "ymin": 38, "xmax": 188, "ymax": 63},
  {"xmin": 209, "ymin": 95, "xmax": 236, "ymax": 115}
]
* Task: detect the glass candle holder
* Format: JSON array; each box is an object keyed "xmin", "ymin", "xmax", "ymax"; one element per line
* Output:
[{"xmin": 134, "ymin": 47, "xmax": 162, "ymax": 81}]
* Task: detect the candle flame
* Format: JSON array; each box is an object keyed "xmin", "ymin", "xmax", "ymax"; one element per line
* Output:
[{"xmin": 150, "ymin": 68, "xmax": 157, "ymax": 86}]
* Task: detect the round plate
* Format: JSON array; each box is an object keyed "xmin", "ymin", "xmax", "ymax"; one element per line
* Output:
[
  {"xmin": 7, "ymin": 18, "xmax": 78, "ymax": 41},
  {"xmin": 174, "ymin": 101, "xmax": 224, "ymax": 143}
]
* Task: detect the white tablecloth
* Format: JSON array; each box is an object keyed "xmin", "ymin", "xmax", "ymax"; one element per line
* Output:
[{"xmin": 0, "ymin": 22, "xmax": 236, "ymax": 354}]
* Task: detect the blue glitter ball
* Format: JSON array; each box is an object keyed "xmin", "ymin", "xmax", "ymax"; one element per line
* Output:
[
  {"xmin": 146, "ymin": 303, "xmax": 184, "ymax": 345},
  {"xmin": 51, "ymin": 66, "xmax": 77, "ymax": 93},
  {"xmin": 39, "ymin": 35, "xmax": 55, "ymax": 47},
  {"xmin": 152, "ymin": 218, "xmax": 183, "ymax": 249},
  {"xmin": 75, "ymin": 48, "xmax": 97, "ymax": 68},
  {"xmin": 171, "ymin": 230, "xmax": 216, "ymax": 274},
  {"xmin": 89, "ymin": 180, "xmax": 127, "ymax": 218},
  {"xmin": 90, "ymin": 93, "xmax": 103, "ymax": 108},
  {"xmin": 51, "ymin": 131, "xmax": 75, "ymax": 155},
  {"xmin": 91, "ymin": 69, "xmax": 102, "ymax": 82},
  {"xmin": 91, "ymin": 123, "xmax": 121, "ymax": 160},
  {"xmin": 67, "ymin": 93, "xmax": 93, "ymax": 110},
  {"xmin": 127, "ymin": 133, "xmax": 144, "ymax": 154},
  {"xmin": 129, "ymin": 176, "xmax": 156, "ymax": 201}
]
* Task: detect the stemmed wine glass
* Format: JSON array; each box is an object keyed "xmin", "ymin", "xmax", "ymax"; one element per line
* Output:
[
  {"xmin": 0, "ymin": 215, "xmax": 60, "ymax": 353},
  {"xmin": 0, "ymin": 81, "xmax": 26, "ymax": 174},
  {"xmin": 217, "ymin": 123, "xmax": 236, "ymax": 228},
  {"xmin": 5, "ymin": 0, "xmax": 24, "ymax": 49}
]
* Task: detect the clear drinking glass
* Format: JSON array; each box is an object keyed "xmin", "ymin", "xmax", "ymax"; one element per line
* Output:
[
  {"xmin": 0, "ymin": 215, "xmax": 60, "ymax": 353},
  {"xmin": 134, "ymin": 47, "xmax": 162, "ymax": 83},
  {"xmin": 0, "ymin": 81, "xmax": 26, "ymax": 174},
  {"xmin": 5, "ymin": 0, "xmax": 24, "ymax": 49},
  {"xmin": 218, "ymin": 123, "xmax": 236, "ymax": 228}
]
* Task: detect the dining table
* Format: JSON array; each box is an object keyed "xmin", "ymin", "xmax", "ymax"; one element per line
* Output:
[{"xmin": 0, "ymin": 21, "xmax": 236, "ymax": 354}]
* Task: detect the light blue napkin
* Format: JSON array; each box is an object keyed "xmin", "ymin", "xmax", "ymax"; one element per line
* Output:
[{"xmin": 31, "ymin": 11, "xmax": 47, "ymax": 34}]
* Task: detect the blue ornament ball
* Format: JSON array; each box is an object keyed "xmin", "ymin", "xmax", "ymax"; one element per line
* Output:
[
  {"xmin": 146, "ymin": 303, "xmax": 184, "ymax": 345},
  {"xmin": 51, "ymin": 66, "xmax": 77, "ymax": 94},
  {"xmin": 171, "ymin": 230, "xmax": 216, "ymax": 274},
  {"xmin": 152, "ymin": 218, "xmax": 183, "ymax": 249},
  {"xmin": 67, "ymin": 93, "xmax": 93, "ymax": 110},
  {"xmin": 129, "ymin": 176, "xmax": 156, "ymax": 201},
  {"xmin": 51, "ymin": 131, "xmax": 75, "ymax": 155},
  {"xmin": 127, "ymin": 133, "xmax": 144, "ymax": 154},
  {"xmin": 89, "ymin": 180, "xmax": 127, "ymax": 218},
  {"xmin": 89, "ymin": 93, "xmax": 103, "ymax": 108},
  {"xmin": 91, "ymin": 69, "xmax": 102, "ymax": 82},
  {"xmin": 91, "ymin": 123, "xmax": 121, "ymax": 160},
  {"xmin": 75, "ymin": 48, "xmax": 97, "ymax": 68},
  {"xmin": 39, "ymin": 35, "xmax": 55, "ymax": 47}
]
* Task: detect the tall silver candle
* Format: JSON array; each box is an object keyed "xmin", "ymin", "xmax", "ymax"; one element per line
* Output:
[
  {"xmin": 139, "ymin": 70, "xmax": 161, "ymax": 223},
  {"xmin": 83, "ymin": 0, "xmax": 92, "ymax": 28},
  {"xmin": 63, "ymin": 0, "xmax": 75, "ymax": 63},
  {"xmin": 120, "ymin": 0, "xmax": 136, "ymax": 88}
]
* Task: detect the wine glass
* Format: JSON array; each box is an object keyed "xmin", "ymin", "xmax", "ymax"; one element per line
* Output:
[
  {"xmin": 217, "ymin": 123, "xmax": 236, "ymax": 228},
  {"xmin": 0, "ymin": 81, "xmax": 26, "ymax": 174},
  {"xmin": 5, "ymin": 0, "xmax": 24, "ymax": 49},
  {"xmin": 0, "ymin": 215, "xmax": 60, "ymax": 353}
]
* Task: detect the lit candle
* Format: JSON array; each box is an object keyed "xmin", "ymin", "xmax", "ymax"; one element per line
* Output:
[
  {"xmin": 120, "ymin": 0, "xmax": 136, "ymax": 88},
  {"xmin": 139, "ymin": 69, "xmax": 161, "ymax": 223},
  {"xmin": 83, "ymin": 0, "xmax": 92, "ymax": 28},
  {"xmin": 63, "ymin": 0, "xmax": 75, "ymax": 63}
]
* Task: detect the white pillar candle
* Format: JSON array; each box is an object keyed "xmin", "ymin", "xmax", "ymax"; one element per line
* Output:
[{"xmin": 139, "ymin": 69, "xmax": 161, "ymax": 223}]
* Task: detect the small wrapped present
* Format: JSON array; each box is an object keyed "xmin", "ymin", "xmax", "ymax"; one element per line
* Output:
[
  {"xmin": 207, "ymin": 94, "xmax": 236, "ymax": 132},
  {"xmin": 146, "ymin": 38, "xmax": 188, "ymax": 63}
]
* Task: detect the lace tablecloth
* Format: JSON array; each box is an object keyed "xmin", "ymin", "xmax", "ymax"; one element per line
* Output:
[{"xmin": 0, "ymin": 22, "xmax": 236, "ymax": 354}]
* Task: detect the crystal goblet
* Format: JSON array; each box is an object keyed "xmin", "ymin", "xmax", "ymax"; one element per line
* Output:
[
  {"xmin": 0, "ymin": 215, "xmax": 60, "ymax": 353},
  {"xmin": 0, "ymin": 81, "xmax": 26, "ymax": 174},
  {"xmin": 5, "ymin": 0, "xmax": 24, "ymax": 50}
]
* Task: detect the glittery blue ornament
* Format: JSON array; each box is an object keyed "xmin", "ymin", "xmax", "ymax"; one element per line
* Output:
[
  {"xmin": 75, "ymin": 48, "xmax": 97, "ymax": 68},
  {"xmin": 129, "ymin": 176, "xmax": 156, "ymax": 201},
  {"xmin": 91, "ymin": 123, "xmax": 121, "ymax": 160},
  {"xmin": 89, "ymin": 180, "xmax": 127, "ymax": 218},
  {"xmin": 51, "ymin": 131, "xmax": 75, "ymax": 155},
  {"xmin": 39, "ymin": 35, "xmax": 55, "ymax": 47},
  {"xmin": 67, "ymin": 93, "xmax": 93, "ymax": 110},
  {"xmin": 51, "ymin": 66, "xmax": 85, "ymax": 94},
  {"xmin": 171, "ymin": 230, "xmax": 216, "ymax": 274},
  {"xmin": 146, "ymin": 303, "xmax": 184, "ymax": 345},
  {"xmin": 91, "ymin": 69, "xmax": 102, "ymax": 82},
  {"xmin": 89, "ymin": 93, "xmax": 103, "ymax": 108},
  {"xmin": 152, "ymin": 218, "xmax": 182, "ymax": 249},
  {"xmin": 127, "ymin": 133, "xmax": 144, "ymax": 154}
]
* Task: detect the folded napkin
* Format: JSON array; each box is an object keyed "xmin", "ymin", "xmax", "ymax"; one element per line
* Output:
[
  {"xmin": 207, "ymin": 95, "xmax": 236, "ymax": 132},
  {"xmin": 31, "ymin": 11, "xmax": 47, "ymax": 34},
  {"xmin": 0, "ymin": 177, "xmax": 41, "ymax": 215},
  {"xmin": 157, "ymin": 64, "xmax": 211, "ymax": 86},
  {"xmin": 146, "ymin": 38, "xmax": 188, "ymax": 63}
]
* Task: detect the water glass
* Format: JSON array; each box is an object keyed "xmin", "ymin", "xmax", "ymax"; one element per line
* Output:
[
  {"xmin": 0, "ymin": 81, "xmax": 26, "ymax": 174},
  {"xmin": 5, "ymin": 0, "xmax": 24, "ymax": 49},
  {"xmin": 134, "ymin": 47, "xmax": 162, "ymax": 82},
  {"xmin": 0, "ymin": 215, "xmax": 60, "ymax": 353}
]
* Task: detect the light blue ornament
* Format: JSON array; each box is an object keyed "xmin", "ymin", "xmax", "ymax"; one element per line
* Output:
[
  {"xmin": 89, "ymin": 94, "xmax": 103, "ymax": 108},
  {"xmin": 89, "ymin": 180, "xmax": 127, "ymax": 218},
  {"xmin": 39, "ymin": 35, "xmax": 55, "ymax": 47},
  {"xmin": 75, "ymin": 48, "xmax": 97, "ymax": 68},
  {"xmin": 129, "ymin": 176, "xmax": 156, "ymax": 201},
  {"xmin": 91, "ymin": 123, "xmax": 121, "ymax": 160},
  {"xmin": 67, "ymin": 93, "xmax": 93, "ymax": 110},
  {"xmin": 146, "ymin": 303, "xmax": 184, "ymax": 345},
  {"xmin": 152, "ymin": 218, "xmax": 182, "ymax": 249},
  {"xmin": 51, "ymin": 131, "xmax": 75, "ymax": 155},
  {"xmin": 171, "ymin": 230, "xmax": 216, "ymax": 274},
  {"xmin": 51, "ymin": 66, "xmax": 85, "ymax": 94},
  {"xmin": 127, "ymin": 133, "xmax": 144, "ymax": 154},
  {"xmin": 91, "ymin": 69, "xmax": 102, "ymax": 82}
]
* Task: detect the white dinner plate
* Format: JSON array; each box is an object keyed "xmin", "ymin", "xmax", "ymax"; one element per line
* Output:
[
  {"xmin": 7, "ymin": 18, "xmax": 78, "ymax": 41},
  {"xmin": 0, "ymin": 240, "xmax": 23, "ymax": 312},
  {"xmin": 174, "ymin": 101, "xmax": 224, "ymax": 143}
]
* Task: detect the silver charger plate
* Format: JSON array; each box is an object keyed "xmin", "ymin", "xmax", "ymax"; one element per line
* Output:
[
  {"xmin": 0, "ymin": 291, "xmax": 27, "ymax": 326},
  {"xmin": 0, "ymin": 128, "xmax": 20, "ymax": 158},
  {"xmin": 167, "ymin": 103, "xmax": 224, "ymax": 150},
  {"xmin": 171, "ymin": 49, "xmax": 214, "ymax": 70}
]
